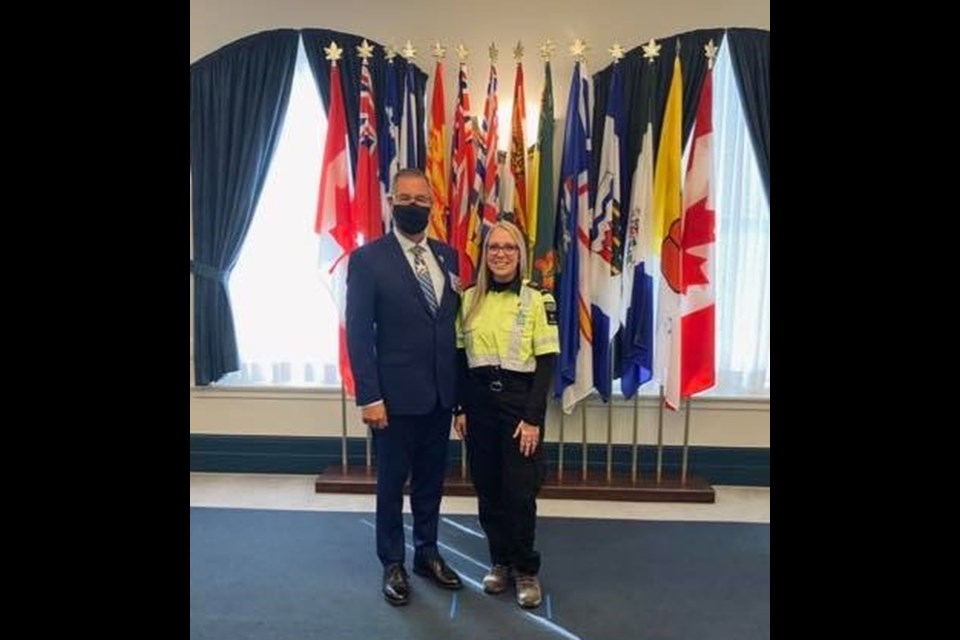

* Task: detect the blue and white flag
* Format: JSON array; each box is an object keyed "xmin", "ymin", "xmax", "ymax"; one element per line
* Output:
[
  {"xmin": 590, "ymin": 63, "xmax": 625, "ymax": 402},
  {"xmin": 554, "ymin": 59, "xmax": 594, "ymax": 414},
  {"xmin": 399, "ymin": 64, "xmax": 420, "ymax": 169},
  {"xmin": 620, "ymin": 70, "xmax": 657, "ymax": 399},
  {"xmin": 379, "ymin": 57, "xmax": 401, "ymax": 231}
]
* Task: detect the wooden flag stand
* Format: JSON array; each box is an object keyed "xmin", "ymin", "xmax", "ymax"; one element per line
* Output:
[
  {"xmin": 316, "ymin": 393, "xmax": 714, "ymax": 503},
  {"xmin": 314, "ymin": 466, "xmax": 713, "ymax": 502}
]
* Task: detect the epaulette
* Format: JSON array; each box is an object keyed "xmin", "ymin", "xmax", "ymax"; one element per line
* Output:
[{"xmin": 523, "ymin": 280, "xmax": 543, "ymax": 292}]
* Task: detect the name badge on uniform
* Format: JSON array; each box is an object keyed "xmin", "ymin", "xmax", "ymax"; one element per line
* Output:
[
  {"xmin": 544, "ymin": 299, "xmax": 558, "ymax": 325},
  {"xmin": 449, "ymin": 272, "xmax": 462, "ymax": 295}
]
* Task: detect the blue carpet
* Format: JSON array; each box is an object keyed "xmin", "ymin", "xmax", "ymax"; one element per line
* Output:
[{"xmin": 191, "ymin": 507, "xmax": 769, "ymax": 640}]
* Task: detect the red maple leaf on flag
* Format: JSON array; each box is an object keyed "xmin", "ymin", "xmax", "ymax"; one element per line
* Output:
[{"xmin": 681, "ymin": 198, "xmax": 715, "ymax": 291}]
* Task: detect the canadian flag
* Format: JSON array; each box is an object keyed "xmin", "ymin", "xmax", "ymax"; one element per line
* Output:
[
  {"xmin": 678, "ymin": 69, "xmax": 716, "ymax": 399},
  {"xmin": 314, "ymin": 55, "xmax": 356, "ymax": 396}
]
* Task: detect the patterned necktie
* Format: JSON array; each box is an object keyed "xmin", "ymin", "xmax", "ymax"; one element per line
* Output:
[{"xmin": 411, "ymin": 245, "xmax": 438, "ymax": 315}]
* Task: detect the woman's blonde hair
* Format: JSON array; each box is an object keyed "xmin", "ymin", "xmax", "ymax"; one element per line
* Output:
[{"xmin": 463, "ymin": 219, "xmax": 528, "ymax": 328}]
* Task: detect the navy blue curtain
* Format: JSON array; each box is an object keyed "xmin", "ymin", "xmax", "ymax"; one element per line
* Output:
[
  {"xmin": 189, "ymin": 29, "xmax": 299, "ymax": 385},
  {"xmin": 300, "ymin": 29, "xmax": 429, "ymax": 177},
  {"xmin": 727, "ymin": 28, "xmax": 770, "ymax": 202},
  {"xmin": 591, "ymin": 28, "xmax": 726, "ymax": 219}
]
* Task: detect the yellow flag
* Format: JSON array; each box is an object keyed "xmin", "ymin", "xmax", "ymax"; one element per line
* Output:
[
  {"xmin": 526, "ymin": 144, "xmax": 539, "ymax": 278},
  {"xmin": 653, "ymin": 55, "xmax": 683, "ymax": 259},
  {"xmin": 653, "ymin": 53, "xmax": 684, "ymax": 410}
]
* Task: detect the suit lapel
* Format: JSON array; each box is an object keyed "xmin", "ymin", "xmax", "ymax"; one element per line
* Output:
[{"xmin": 426, "ymin": 239, "xmax": 453, "ymax": 314}]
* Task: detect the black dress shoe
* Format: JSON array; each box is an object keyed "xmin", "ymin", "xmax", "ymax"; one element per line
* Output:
[
  {"xmin": 413, "ymin": 556, "xmax": 463, "ymax": 590},
  {"xmin": 382, "ymin": 563, "xmax": 410, "ymax": 605}
]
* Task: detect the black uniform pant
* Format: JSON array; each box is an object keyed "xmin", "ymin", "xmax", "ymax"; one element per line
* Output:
[{"xmin": 464, "ymin": 372, "xmax": 546, "ymax": 575}]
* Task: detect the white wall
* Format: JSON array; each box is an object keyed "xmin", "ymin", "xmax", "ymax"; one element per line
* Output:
[
  {"xmin": 190, "ymin": 385, "xmax": 769, "ymax": 447},
  {"xmin": 189, "ymin": 0, "xmax": 770, "ymax": 449}
]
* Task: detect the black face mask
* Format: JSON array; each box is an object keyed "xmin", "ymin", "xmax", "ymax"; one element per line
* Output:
[{"xmin": 393, "ymin": 204, "xmax": 430, "ymax": 235}]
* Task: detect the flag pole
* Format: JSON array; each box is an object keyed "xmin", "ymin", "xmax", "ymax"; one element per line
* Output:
[
  {"xmin": 606, "ymin": 357, "xmax": 614, "ymax": 483},
  {"xmin": 341, "ymin": 381, "xmax": 348, "ymax": 473},
  {"xmin": 631, "ymin": 392, "xmax": 639, "ymax": 483},
  {"xmin": 656, "ymin": 384, "xmax": 665, "ymax": 483},
  {"xmin": 460, "ymin": 440, "xmax": 467, "ymax": 479},
  {"xmin": 558, "ymin": 402, "xmax": 565, "ymax": 482},
  {"xmin": 606, "ymin": 398, "xmax": 612, "ymax": 483},
  {"xmin": 581, "ymin": 399, "xmax": 588, "ymax": 481},
  {"xmin": 366, "ymin": 428, "xmax": 372, "ymax": 471},
  {"xmin": 681, "ymin": 398, "xmax": 691, "ymax": 485}
]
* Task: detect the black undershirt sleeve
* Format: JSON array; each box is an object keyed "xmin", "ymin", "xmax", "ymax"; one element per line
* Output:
[
  {"xmin": 455, "ymin": 348, "xmax": 469, "ymax": 414},
  {"xmin": 523, "ymin": 353, "xmax": 557, "ymax": 429}
]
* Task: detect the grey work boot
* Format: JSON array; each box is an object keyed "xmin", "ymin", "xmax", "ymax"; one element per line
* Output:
[
  {"xmin": 514, "ymin": 572, "xmax": 542, "ymax": 608},
  {"xmin": 482, "ymin": 564, "xmax": 511, "ymax": 594}
]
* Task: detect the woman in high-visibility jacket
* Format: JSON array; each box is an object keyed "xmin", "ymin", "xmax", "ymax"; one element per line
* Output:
[{"xmin": 453, "ymin": 219, "xmax": 560, "ymax": 609}]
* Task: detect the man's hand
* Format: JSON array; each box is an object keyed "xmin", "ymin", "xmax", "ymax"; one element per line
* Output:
[
  {"xmin": 453, "ymin": 414, "xmax": 467, "ymax": 439},
  {"xmin": 362, "ymin": 403, "xmax": 389, "ymax": 429}
]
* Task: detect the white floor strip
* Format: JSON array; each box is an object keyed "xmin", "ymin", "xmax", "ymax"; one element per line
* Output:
[
  {"xmin": 441, "ymin": 516, "xmax": 486, "ymax": 538},
  {"xmin": 359, "ymin": 519, "xmax": 584, "ymax": 639}
]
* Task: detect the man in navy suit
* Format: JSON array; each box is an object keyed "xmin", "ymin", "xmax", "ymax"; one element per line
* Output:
[{"xmin": 346, "ymin": 168, "xmax": 463, "ymax": 606}]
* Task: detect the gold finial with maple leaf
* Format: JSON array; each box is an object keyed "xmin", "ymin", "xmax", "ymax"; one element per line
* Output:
[
  {"xmin": 539, "ymin": 39, "xmax": 556, "ymax": 62},
  {"xmin": 570, "ymin": 38, "xmax": 588, "ymax": 62},
  {"xmin": 384, "ymin": 42, "xmax": 398, "ymax": 63},
  {"xmin": 356, "ymin": 39, "xmax": 375, "ymax": 61},
  {"xmin": 324, "ymin": 41, "xmax": 343, "ymax": 66},
  {"xmin": 641, "ymin": 38, "xmax": 661, "ymax": 64},
  {"xmin": 704, "ymin": 39, "xmax": 718, "ymax": 69},
  {"xmin": 609, "ymin": 42, "xmax": 625, "ymax": 63}
]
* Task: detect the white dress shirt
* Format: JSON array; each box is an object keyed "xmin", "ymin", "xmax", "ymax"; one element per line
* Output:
[{"xmin": 393, "ymin": 227, "xmax": 445, "ymax": 307}]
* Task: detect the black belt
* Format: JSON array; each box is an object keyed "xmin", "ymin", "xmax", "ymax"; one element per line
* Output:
[{"xmin": 469, "ymin": 366, "xmax": 534, "ymax": 393}]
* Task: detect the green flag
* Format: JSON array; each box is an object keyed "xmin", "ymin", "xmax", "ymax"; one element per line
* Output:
[{"xmin": 531, "ymin": 60, "xmax": 556, "ymax": 291}]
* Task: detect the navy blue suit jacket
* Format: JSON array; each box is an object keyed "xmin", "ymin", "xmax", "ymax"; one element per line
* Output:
[{"xmin": 346, "ymin": 233, "xmax": 460, "ymax": 415}]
